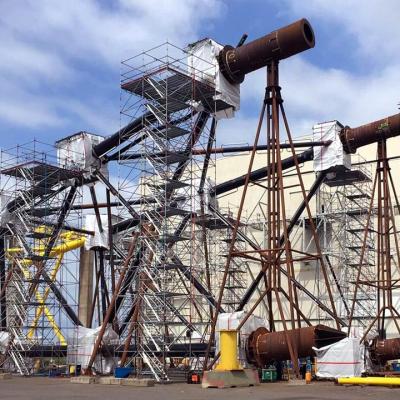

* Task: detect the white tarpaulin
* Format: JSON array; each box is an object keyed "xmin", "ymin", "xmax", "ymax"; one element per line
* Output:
[
  {"xmin": 186, "ymin": 38, "xmax": 240, "ymax": 120},
  {"xmin": 216, "ymin": 311, "xmax": 266, "ymax": 368},
  {"xmin": 56, "ymin": 132, "xmax": 108, "ymax": 177},
  {"xmin": 67, "ymin": 324, "xmax": 118, "ymax": 374},
  {"xmin": 313, "ymin": 121, "xmax": 351, "ymax": 172},
  {"xmin": 0, "ymin": 331, "xmax": 10, "ymax": 353},
  {"xmin": 84, "ymin": 214, "xmax": 109, "ymax": 250},
  {"xmin": 0, "ymin": 193, "xmax": 12, "ymax": 227},
  {"xmin": 314, "ymin": 337, "xmax": 365, "ymax": 378}
]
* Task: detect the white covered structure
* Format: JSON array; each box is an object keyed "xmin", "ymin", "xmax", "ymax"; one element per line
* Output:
[
  {"xmin": 186, "ymin": 38, "xmax": 240, "ymax": 120},
  {"xmin": 313, "ymin": 121, "xmax": 351, "ymax": 172},
  {"xmin": 56, "ymin": 131, "xmax": 108, "ymax": 176}
]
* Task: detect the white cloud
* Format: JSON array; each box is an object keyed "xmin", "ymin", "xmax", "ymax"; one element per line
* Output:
[
  {"xmin": 285, "ymin": 0, "xmax": 400, "ymax": 64},
  {"xmin": 216, "ymin": 115, "xmax": 260, "ymax": 146},
  {"xmin": 237, "ymin": 1, "xmax": 400, "ymax": 138},
  {"xmin": 0, "ymin": 0, "xmax": 223, "ymax": 133}
]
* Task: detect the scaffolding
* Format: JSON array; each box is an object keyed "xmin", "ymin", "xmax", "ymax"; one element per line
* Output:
[
  {"xmin": 0, "ymin": 141, "xmax": 84, "ymax": 374},
  {"xmin": 317, "ymin": 156, "xmax": 376, "ymax": 328},
  {"xmin": 110, "ymin": 42, "xmax": 235, "ymax": 381}
]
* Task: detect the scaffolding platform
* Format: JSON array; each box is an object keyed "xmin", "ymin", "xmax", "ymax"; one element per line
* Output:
[
  {"xmin": 1, "ymin": 161, "xmax": 82, "ymax": 186},
  {"xmin": 121, "ymin": 66, "xmax": 216, "ymax": 105},
  {"xmin": 194, "ymin": 215, "xmax": 240, "ymax": 230},
  {"xmin": 323, "ymin": 169, "xmax": 370, "ymax": 187}
]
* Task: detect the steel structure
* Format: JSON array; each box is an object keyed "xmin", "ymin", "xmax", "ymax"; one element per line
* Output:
[
  {"xmin": 203, "ymin": 27, "xmax": 344, "ymax": 375},
  {"xmin": 1, "ymin": 16, "xmax": 400, "ymax": 382},
  {"xmin": 83, "ymin": 43, "xmax": 237, "ymax": 381},
  {"xmin": 349, "ymin": 137, "xmax": 400, "ymax": 343},
  {"xmin": 0, "ymin": 141, "xmax": 84, "ymax": 375}
]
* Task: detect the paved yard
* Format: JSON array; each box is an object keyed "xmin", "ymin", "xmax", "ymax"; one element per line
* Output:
[{"xmin": 0, "ymin": 376, "xmax": 399, "ymax": 400}]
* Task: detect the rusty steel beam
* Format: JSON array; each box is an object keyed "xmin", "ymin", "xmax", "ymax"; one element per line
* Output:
[
  {"xmin": 340, "ymin": 113, "xmax": 400, "ymax": 153},
  {"xmin": 246, "ymin": 325, "xmax": 346, "ymax": 367},
  {"xmin": 118, "ymin": 141, "xmax": 330, "ymax": 161},
  {"xmin": 218, "ymin": 18, "xmax": 315, "ymax": 84},
  {"xmin": 369, "ymin": 337, "xmax": 400, "ymax": 364}
]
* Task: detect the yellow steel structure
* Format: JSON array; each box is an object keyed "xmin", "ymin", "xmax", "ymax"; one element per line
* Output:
[
  {"xmin": 27, "ymin": 253, "xmax": 65, "ymax": 343},
  {"xmin": 215, "ymin": 330, "xmax": 242, "ymax": 371},
  {"xmin": 337, "ymin": 376, "xmax": 400, "ymax": 386},
  {"xmin": 6, "ymin": 228, "xmax": 86, "ymax": 345}
]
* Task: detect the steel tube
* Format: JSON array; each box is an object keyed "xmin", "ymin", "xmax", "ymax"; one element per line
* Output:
[
  {"xmin": 369, "ymin": 337, "xmax": 400, "ymax": 363},
  {"xmin": 246, "ymin": 325, "xmax": 346, "ymax": 367},
  {"xmin": 118, "ymin": 141, "xmax": 328, "ymax": 160},
  {"xmin": 218, "ymin": 18, "xmax": 315, "ymax": 84},
  {"xmin": 340, "ymin": 113, "xmax": 400, "ymax": 153},
  {"xmin": 211, "ymin": 148, "xmax": 314, "ymax": 197},
  {"xmin": 337, "ymin": 377, "xmax": 400, "ymax": 386}
]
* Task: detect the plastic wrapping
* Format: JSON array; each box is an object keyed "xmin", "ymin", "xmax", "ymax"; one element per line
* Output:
[
  {"xmin": 84, "ymin": 214, "xmax": 109, "ymax": 250},
  {"xmin": 67, "ymin": 324, "xmax": 118, "ymax": 374},
  {"xmin": 216, "ymin": 311, "xmax": 266, "ymax": 368},
  {"xmin": 314, "ymin": 337, "xmax": 365, "ymax": 378},
  {"xmin": 0, "ymin": 193, "xmax": 12, "ymax": 227},
  {"xmin": 56, "ymin": 132, "xmax": 108, "ymax": 177},
  {"xmin": 313, "ymin": 121, "xmax": 351, "ymax": 172},
  {"xmin": 0, "ymin": 331, "xmax": 10, "ymax": 353},
  {"xmin": 186, "ymin": 39, "xmax": 240, "ymax": 120}
]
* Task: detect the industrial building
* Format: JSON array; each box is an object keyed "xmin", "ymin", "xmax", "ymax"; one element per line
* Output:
[{"xmin": 0, "ymin": 16, "xmax": 400, "ymax": 397}]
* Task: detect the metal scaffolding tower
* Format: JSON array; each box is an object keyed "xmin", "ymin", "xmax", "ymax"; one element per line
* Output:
[
  {"xmin": 103, "ymin": 43, "xmax": 233, "ymax": 381},
  {"xmin": 317, "ymin": 157, "xmax": 376, "ymax": 327},
  {"xmin": 0, "ymin": 141, "xmax": 84, "ymax": 374}
]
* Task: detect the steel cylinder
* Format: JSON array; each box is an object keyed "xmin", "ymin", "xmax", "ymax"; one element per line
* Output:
[
  {"xmin": 337, "ymin": 377, "xmax": 400, "ymax": 386},
  {"xmin": 369, "ymin": 337, "xmax": 400, "ymax": 363},
  {"xmin": 216, "ymin": 330, "xmax": 242, "ymax": 371},
  {"xmin": 246, "ymin": 325, "xmax": 346, "ymax": 367},
  {"xmin": 340, "ymin": 113, "xmax": 400, "ymax": 153},
  {"xmin": 218, "ymin": 18, "xmax": 315, "ymax": 84}
]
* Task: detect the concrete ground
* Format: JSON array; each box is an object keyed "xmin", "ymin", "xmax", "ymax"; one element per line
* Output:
[{"xmin": 0, "ymin": 376, "xmax": 399, "ymax": 399}]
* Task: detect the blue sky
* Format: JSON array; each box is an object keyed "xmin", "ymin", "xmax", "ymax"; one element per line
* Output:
[{"xmin": 1, "ymin": 0, "xmax": 399, "ymax": 150}]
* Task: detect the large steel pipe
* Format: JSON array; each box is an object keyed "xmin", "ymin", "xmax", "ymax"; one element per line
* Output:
[
  {"xmin": 340, "ymin": 113, "xmax": 400, "ymax": 153},
  {"xmin": 246, "ymin": 325, "xmax": 346, "ymax": 367},
  {"xmin": 211, "ymin": 147, "xmax": 314, "ymax": 197},
  {"xmin": 369, "ymin": 337, "xmax": 400, "ymax": 364},
  {"xmin": 218, "ymin": 18, "xmax": 315, "ymax": 84}
]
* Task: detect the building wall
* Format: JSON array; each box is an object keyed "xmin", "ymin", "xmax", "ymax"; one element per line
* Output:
[{"xmin": 208, "ymin": 133, "xmax": 400, "ymax": 337}]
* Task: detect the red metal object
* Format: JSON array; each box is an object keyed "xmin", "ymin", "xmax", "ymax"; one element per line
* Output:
[
  {"xmin": 369, "ymin": 337, "xmax": 400, "ymax": 364},
  {"xmin": 246, "ymin": 325, "xmax": 346, "ymax": 367},
  {"xmin": 219, "ymin": 18, "xmax": 315, "ymax": 84},
  {"xmin": 340, "ymin": 113, "xmax": 400, "ymax": 153}
]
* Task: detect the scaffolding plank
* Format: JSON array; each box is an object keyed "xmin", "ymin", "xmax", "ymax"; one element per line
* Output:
[
  {"xmin": 324, "ymin": 169, "xmax": 371, "ymax": 187},
  {"xmin": 1, "ymin": 161, "xmax": 82, "ymax": 184},
  {"xmin": 149, "ymin": 150, "xmax": 189, "ymax": 165},
  {"xmin": 121, "ymin": 66, "xmax": 216, "ymax": 105}
]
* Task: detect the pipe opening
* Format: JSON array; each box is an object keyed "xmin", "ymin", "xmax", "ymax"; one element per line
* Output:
[{"xmin": 303, "ymin": 21, "xmax": 315, "ymax": 47}]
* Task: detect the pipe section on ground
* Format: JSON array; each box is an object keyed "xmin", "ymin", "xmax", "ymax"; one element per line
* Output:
[
  {"xmin": 337, "ymin": 376, "xmax": 400, "ymax": 386},
  {"xmin": 369, "ymin": 337, "xmax": 400, "ymax": 364},
  {"xmin": 246, "ymin": 325, "xmax": 346, "ymax": 367}
]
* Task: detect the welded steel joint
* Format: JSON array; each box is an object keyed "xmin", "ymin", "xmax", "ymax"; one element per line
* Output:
[{"xmin": 218, "ymin": 18, "xmax": 315, "ymax": 84}]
